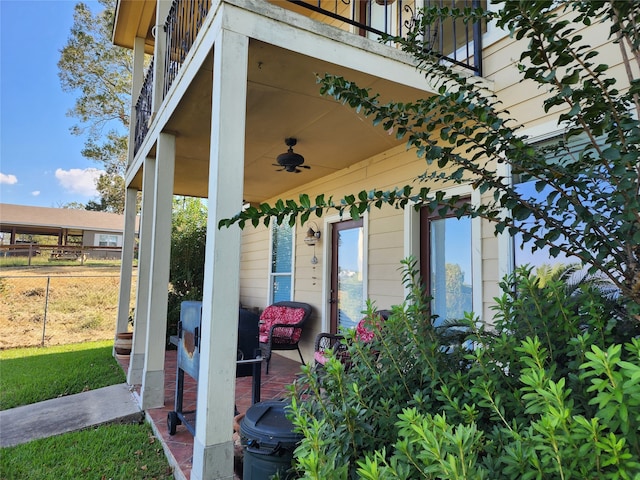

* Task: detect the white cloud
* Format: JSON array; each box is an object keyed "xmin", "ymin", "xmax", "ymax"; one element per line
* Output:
[
  {"xmin": 31, "ymin": 191, "xmax": 41, "ymax": 196},
  {"xmin": 55, "ymin": 168, "xmax": 104, "ymax": 197},
  {"xmin": 0, "ymin": 173, "xmax": 18, "ymax": 185}
]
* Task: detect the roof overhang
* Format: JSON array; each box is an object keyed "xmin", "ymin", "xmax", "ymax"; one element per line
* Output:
[{"xmin": 112, "ymin": 0, "xmax": 156, "ymax": 54}]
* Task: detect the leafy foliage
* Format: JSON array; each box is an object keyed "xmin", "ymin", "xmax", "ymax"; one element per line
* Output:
[
  {"xmin": 220, "ymin": 1, "xmax": 640, "ymax": 311},
  {"xmin": 58, "ymin": 0, "xmax": 132, "ymax": 213},
  {"xmin": 288, "ymin": 259, "xmax": 640, "ymax": 479},
  {"xmin": 166, "ymin": 197, "xmax": 208, "ymax": 340}
]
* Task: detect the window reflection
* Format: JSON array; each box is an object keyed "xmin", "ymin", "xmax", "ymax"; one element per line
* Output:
[
  {"xmin": 337, "ymin": 226, "xmax": 364, "ymax": 330},
  {"xmin": 430, "ymin": 215, "xmax": 472, "ymax": 324}
]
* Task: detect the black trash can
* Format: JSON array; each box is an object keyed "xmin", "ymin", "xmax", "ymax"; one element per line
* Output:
[{"xmin": 240, "ymin": 400, "xmax": 302, "ymax": 480}]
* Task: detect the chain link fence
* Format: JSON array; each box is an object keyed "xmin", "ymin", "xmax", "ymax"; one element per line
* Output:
[{"xmin": 0, "ymin": 274, "xmax": 137, "ymax": 349}]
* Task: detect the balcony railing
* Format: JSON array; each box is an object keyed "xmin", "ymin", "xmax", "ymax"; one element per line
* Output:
[
  {"xmin": 286, "ymin": 0, "xmax": 483, "ymax": 75},
  {"xmin": 134, "ymin": 58, "xmax": 153, "ymax": 155},
  {"xmin": 133, "ymin": 0, "xmax": 483, "ymax": 156},
  {"xmin": 164, "ymin": 0, "xmax": 211, "ymax": 98}
]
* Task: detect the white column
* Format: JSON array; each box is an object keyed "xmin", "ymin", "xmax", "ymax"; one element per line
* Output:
[
  {"xmin": 115, "ymin": 187, "xmax": 138, "ymax": 338},
  {"xmin": 152, "ymin": 1, "xmax": 172, "ymax": 113},
  {"xmin": 121, "ymin": 34, "xmax": 147, "ymax": 375},
  {"xmin": 128, "ymin": 158, "xmax": 156, "ymax": 386},
  {"xmin": 128, "ymin": 36, "xmax": 146, "ymax": 165},
  {"xmin": 139, "ymin": 133, "xmax": 175, "ymax": 409},
  {"xmin": 191, "ymin": 28, "xmax": 249, "ymax": 480}
]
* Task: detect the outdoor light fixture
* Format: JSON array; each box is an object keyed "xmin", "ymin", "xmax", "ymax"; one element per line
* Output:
[
  {"xmin": 304, "ymin": 222, "xmax": 321, "ymax": 246},
  {"xmin": 305, "ymin": 222, "xmax": 321, "ymax": 265}
]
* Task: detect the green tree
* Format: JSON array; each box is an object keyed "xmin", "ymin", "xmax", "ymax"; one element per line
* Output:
[
  {"xmin": 58, "ymin": 0, "xmax": 132, "ymax": 213},
  {"xmin": 221, "ymin": 1, "xmax": 640, "ymax": 313},
  {"xmin": 445, "ymin": 263, "xmax": 468, "ymax": 320},
  {"xmin": 166, "ymin": 197, "xmax": 208, "ymax": 340}
]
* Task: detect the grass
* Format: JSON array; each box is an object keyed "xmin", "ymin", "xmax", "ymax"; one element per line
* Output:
[
  {"xmin": 0, "ymin": 341, "xmax": 126, "ymax": 410},
  {"xmin": 0, "ymin": 341, "xmax": 174, "ymax": 479},
  {"xmin": 0, "ymin": 422, "xmax": 174, "ymax": 479}
]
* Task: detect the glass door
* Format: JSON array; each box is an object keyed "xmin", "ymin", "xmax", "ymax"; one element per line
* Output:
[
  {"xmin": 420, "ymin": 198, "xmax": 473, "ymax": 325},
  {"xmin": 330, "ymin": 219, "xmax": 365, "ymax": 334}
]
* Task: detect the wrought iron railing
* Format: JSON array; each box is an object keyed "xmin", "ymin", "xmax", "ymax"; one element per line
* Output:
[
  {"xmin": 163, "ymin": 0, "xmax": 211, "ymax": 98},
  {"xmin": 133, "ymin": 0, "xmax": 483, "ymax": 156},
  {"xmin": 134, "ymin": 58, "xmax": 154, "ymax": 155},
  {"xmin": 286, "ymin": 0, "xmax": 483, "ymax": 75}
]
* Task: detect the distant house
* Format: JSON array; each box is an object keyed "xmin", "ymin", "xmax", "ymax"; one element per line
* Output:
[{"xmin": 0, "ymin": 203, "xmax": 137, "ymax": 259}]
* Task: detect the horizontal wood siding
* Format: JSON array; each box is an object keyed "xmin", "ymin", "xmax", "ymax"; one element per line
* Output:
[{"xmin": 239, "ymin": 13, "xmax": 631, "ymax": 360}]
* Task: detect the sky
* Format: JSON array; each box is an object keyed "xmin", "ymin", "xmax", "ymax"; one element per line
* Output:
[{"xmin": 1, "ymin": 0, "xmax": 104, "ymax": 209}]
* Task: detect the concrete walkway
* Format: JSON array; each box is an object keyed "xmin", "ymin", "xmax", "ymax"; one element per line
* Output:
[{"xmin": 0, "ymin": 383, "xmax": 142, "ymax": 448}]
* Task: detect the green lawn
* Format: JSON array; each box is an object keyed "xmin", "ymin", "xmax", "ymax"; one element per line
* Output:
[
  {"xmin": 0, "ymin": 341, "xmax": 173, "ymax": 479},
  {"xmin": 0, "ymin": 341, "xmax": 126, "ymax": 410},
  {"xmin": 1, "ymin": 423, "xmax": 174, "ymax": 479}
]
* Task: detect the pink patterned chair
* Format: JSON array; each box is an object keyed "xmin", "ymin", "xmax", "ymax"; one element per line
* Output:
[
  {"xmin": 313, "ymin": 310, "xmax": 392, "ymax": 368},
  {"xmin": 259, "ymin": 301, "xmax": 312, "ymax": 374}
]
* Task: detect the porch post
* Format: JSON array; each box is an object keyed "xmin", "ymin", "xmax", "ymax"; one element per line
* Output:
[
  {"xmin": 128, "ymin": 157, "xmax": 156, "ymax": 386},
  {"xmin": 139, "ymin": 132, "xmax": 175, "ymax": 409},
  {"xmin": 128, "ymin": 36, "xmax": 146, "ymax": 165},
  {"xmin": 152, "ymin": 1, "xmax": 172, "ymax": 113},
  {"xmin": 120, "ymin": 34, "xmax": 146, "ymax": 369},
  {"xmin": 191, "ymin": 28, "xmax": 249, "ymax": 480},
  {"xmin": 115, "ymin": 187, "xmax": 138, "ymax": 338}
]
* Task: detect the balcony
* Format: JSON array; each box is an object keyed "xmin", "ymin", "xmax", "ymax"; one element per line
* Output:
[{"xmin": 133, "ymin": 0, "xmax": 484, "ymax": 157}]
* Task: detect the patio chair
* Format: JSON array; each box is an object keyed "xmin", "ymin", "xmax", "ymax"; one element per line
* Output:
[
  {"xmin": 259, "ymin": 301, "xmax": 312, "ymax": 374},
  {"xmin": 313, "ymin": 310, "xmax": 392, "ymax": 368}
]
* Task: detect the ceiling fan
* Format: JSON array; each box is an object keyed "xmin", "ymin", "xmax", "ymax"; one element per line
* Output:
[{"xmin": 273, "ymin": 138, "xmax": 310, "ymax": 173}]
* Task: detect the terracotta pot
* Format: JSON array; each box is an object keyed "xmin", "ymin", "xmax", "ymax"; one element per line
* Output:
[
  {"xmin": 233, "ymin": 413, "xmax": 245, "ymax": 434},
  {"xmin": 375, "ymin": 0, "xmax": 396, "ymax": 5},
  {"xmin": 114, "ymin": 332, "xmax": 133, "ymax": 355}
]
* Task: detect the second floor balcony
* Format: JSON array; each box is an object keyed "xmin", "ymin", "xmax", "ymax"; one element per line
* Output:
[
  {"xmin": 112, "ymin": 0, "xmax": 489, "ymax": 207},
  {"xmin": 128, "ymin": 0, "xmax": 485, "ymax": 157}
]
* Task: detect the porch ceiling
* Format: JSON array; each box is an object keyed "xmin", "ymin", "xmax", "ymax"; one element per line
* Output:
[
  {"xmin": 133, "ymin": 40, "xmax": 433, "ymax": 204},
  {"xmin": 112, "ymin": 0, "xmax": 156, "ymax": 54}
]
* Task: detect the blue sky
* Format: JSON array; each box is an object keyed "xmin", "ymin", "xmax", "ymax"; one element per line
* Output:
[{"xmin": 1, "ymin": 0, "xmax": 103, "ymax": 208}]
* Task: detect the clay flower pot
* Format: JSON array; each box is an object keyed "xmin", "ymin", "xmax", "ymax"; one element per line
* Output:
[{"xmin": 114, "ymin": 332, "xmax": 133, "ymax": 355}]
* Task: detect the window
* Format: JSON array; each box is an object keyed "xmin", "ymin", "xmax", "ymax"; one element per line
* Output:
[
  {"xmin": 512, "ymin": 134, "xmax": 594, "ymax": 270},
  {"xmin": 269, "ymin": 222, "xmax": 294, "ymax": 303},
  {"xmin": 98, "ymin": 234, "xmax": 118, "ymax": 247},
  {"xmin": 420, "ymin": 197, "xmax": 473, "ymax": 324}
]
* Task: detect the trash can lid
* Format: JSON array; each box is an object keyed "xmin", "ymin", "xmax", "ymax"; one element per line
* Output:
[{"xmin": 240, "ymin": 400, "xmax": 302, "ymax": 449}]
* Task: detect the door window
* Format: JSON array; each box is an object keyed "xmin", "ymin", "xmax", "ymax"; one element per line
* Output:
[
  {"xmin": 421, "ymin": 199, "xmax": 473, "ymax": 325},
  {"xmin": 330, "ymin": 219, "xmax": 365, "ymax": 333}
]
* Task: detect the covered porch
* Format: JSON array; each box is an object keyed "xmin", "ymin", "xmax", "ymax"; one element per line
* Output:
[{"xmin": 112, "ymin": 1, "xmax": 489, "ymax": 478}]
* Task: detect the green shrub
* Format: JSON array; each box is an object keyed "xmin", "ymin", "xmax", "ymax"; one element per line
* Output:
[
  {"xmin": 288, "ymin": 260, "xmax": 640, "ymax": 479},
  {"xmin": 166, "ymin": 198, "xmax": 207, "ymax": 341}
]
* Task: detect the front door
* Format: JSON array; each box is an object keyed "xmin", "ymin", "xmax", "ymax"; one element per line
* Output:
[{"xmin": 329, "ymin": 218, "xmax": 365, "ymax": 334}]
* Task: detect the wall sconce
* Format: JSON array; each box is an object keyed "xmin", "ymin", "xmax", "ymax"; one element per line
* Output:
[
  {"xmin": 304, "ymin": 222, "xmax": 321, "ymax": 246},
  {"xmin": 305, "ymin": 222, "xmax": 321, "ymax": 265}
]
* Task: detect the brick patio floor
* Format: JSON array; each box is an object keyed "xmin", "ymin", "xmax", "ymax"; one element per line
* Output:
[{"xmin": 117, "ymin": 350, "xmax": 304, "ymax": 479}]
